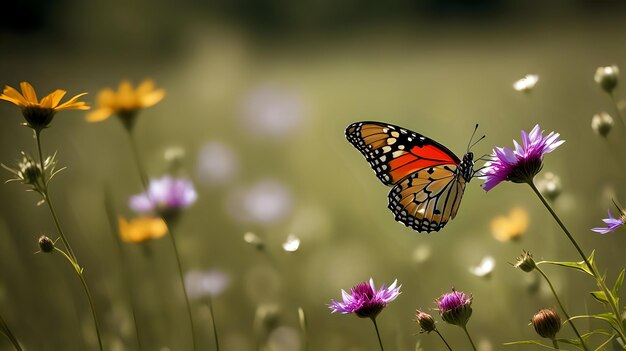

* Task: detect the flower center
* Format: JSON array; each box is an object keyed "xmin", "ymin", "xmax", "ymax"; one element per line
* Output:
[
  {"xmin": 22, "ymin": 106, "xmax": 56, "ymax": 131},
  {"xmin": 507, "ymin": 156, "xmax": 543, "ymax": 184}
]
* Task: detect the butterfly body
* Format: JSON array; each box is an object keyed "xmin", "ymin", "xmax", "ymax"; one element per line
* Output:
[{"xmin": 345, "ymin": 121, "xmax": 475, "ymax": 233}]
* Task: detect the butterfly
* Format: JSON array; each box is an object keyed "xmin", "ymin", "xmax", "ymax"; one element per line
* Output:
[{"xmin": 345, "ymin": 121, "xmax": 479, "ymax": 233}]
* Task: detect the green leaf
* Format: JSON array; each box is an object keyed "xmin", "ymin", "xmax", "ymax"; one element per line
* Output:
[
  {"xmin": 538, "ymin": 251, "xmax": 595, "ymax": 276},
  {"xmin": 613, "ymin": 269, "xmax": 625, "ymax": 296},
  {"xmin": 571, "ymin": 313, "xmax": 622, "ymax": 333},
  {"xmin": 555, "ymin": 337, "xmax": 581, "ymax": 346},
  {"xmin": 591, "ymin": 291, "xmax": 610, "ymax": 304},
  {"xmin": 580, "ymin": 329, "xmax": 613, "ymax": 338},
  {"xmin": 503, "ymin": 340, "xmax": 557, "ymax": 349}
]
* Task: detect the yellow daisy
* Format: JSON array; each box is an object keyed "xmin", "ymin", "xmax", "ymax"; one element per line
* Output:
[
  {"xmin": 86, "ymin": 80, "xmax": 165, "ymax": 124},
  {"xmin": 0, "ymin": 82, "xmax": 89, "ymax": 131},
  {"xmin": 490, "ymin": 207, "xmax": 529, "ymax": 242},
  {"xmin": 118, "ymin": 216, "xmax": 168, "ymax": 243}
]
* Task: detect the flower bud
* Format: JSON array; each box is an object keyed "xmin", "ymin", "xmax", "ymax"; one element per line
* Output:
[
  {"xmin": 513, "ymin": 250, "xmax": 536, "ymax": 272},
  {"xmin": 164, "ymin": 146, "xmax": 185, "ymax": 174},
  {"xmin": 244, "ymin": 232, "xmax": 265, "ymax": 250},
  {"xmin": 3, "ymin": 151, "xmax": 61, "ymax": 196},
  {"xmin": 19, "ymin": 156, "xmax": 43, "ymax": 186},
  {"xmin": 436, "ymin": 288, "xmax": 473, "ymax": 327},
  {"xmin": 591, "ymin": 112, "xmax": 614, "ymax": 137},
  {"xmin": 595, "ymin": 65, "xmax": 619, "ymax": 94},
  {"xmin": 415, "ymin": 309, "xmax": 437, "ymax": 333},
  {"xmin": 531, "ymin": 308, "xmax": 561, "ymax": 339},
  {"xmin": 38, "ymin": 235, "xmax": 54, "ymax": 253}
]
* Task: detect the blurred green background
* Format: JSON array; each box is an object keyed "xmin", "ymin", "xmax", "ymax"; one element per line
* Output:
[{"xmin": 2, "ymin": 1, "xmax": 626, "ymax": 350}]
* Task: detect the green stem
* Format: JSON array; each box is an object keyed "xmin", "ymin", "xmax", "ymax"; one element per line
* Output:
[
  {"xmin": 34, "ymin": 131, "xmax": 77, "ymax": 263},
  {"xmin": 529, "ymin": 182, "xmax": 626, "ymax": 341},
  {"xmin": 535, "ymin": 267, "xmax": 589, "ymax": 351},
  {"xmin": 0, "ymin": 314, "xmax": 22, "ymax": 351},
  {"xmin": 370, "ymin": 317, "xmax": 384, "ymax": 351},
  {"xmin": 124, "ymin": 123, "xmax": 196, "ymax": 349},
  {"xmin": 125, "ymin": 128, "xmax": 149, "ymax": 190},
  {"xmin": 610, "ymin": 92, "xmax": 626, "ymax": 130},
  {"xmin": 166, "ymin": 226, "xmax": 197, "ymax": 351},
  {"xmin": 461, "ymin": 325, "xmax": 477, "ymax": 351},
  {"xmin": 103, "ymin": 189, "xmax": 144, "ymax": 351},
  {"xmin": 34, "ymin": 129, "xmax": 102, "ymax": 349},
  {"xmin": 54, "ymin": 247, "xmax": 103, "ymax": 351},
  {"xmin": 528, "ymin": 182, "xmax": 591, "ymax": 268},
  {"xmin": 207, "ymin": 297, "xmax": 220, "ymax": 351},
  {"xmin": 551, "ymin": 338, "xmax": 559, "ymax": 349},
  {"xmin": 434, "ymin": 329, "xmax": 453, "ymax": 351}
]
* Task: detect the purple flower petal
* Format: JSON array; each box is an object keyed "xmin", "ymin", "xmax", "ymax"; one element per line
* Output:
[
  {"xmin": 328, "ymin": 278, "xmax": 401, "ymax": 319},
  {"xmin": 481, "ymin": 125, "xmax": 564, "ymax": 191},
  {"xmin": 129, "ymin": 175, "xmax": 197, "ymax": 214},
  {"xmin": 591, "ymin": 209, "xmax": 624, "ymax": 234}
]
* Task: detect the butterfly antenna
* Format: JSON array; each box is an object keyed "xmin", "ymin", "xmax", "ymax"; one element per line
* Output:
[
  {"xmin": 469, "ymin": 135, "xmax": 486, "ymax": 151},
  {"xmin": 466, "ymin": 124, "xmax": 479, "ymax": 153}
]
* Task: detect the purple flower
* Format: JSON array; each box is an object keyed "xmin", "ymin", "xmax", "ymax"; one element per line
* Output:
[
  {"xmin": 184, "ymin": 269, "xmax": 230, "ymax": 299},
  {"xmin": 592, "ymin": 209, "xmax": 625, "ymax": 234},
  {"xmin": 130, "ymin": 176, "xmax": 197, "ymax": 215},
  {"xmin": 329, "ymin": 278, "xmax": 401, "ymax": 319},
  {"xmin": 436, "ymin": 288, "xmax": 473, "ymax": 327},
  {"xmin": 481, "ymin": 125, "xmax": 564, "ymax": 191}
]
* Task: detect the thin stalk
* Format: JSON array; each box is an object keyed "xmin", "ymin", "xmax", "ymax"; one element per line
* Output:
[
  {"xmin": 166, "ymin": 226, "xmax": 197, "ymax": 351},
  {"xmin": 535, "ymin": 267, "xmax": 589, "ymax": 351},
  {"xmin": 123, "ymin": 123, "xmax": 196, "ymax": 350},
  {"xmin": 610, "ymin": 93, "xmax": 626, "ymax": 130},
  {"xmin": 370, "ymin": 317, "xmax": 384, "ymax": 351},
  {"xmin": 103, "ymin": 189, "xmax": 144, "ymax": 350},
  {"xmin": 434, "ymin": 329, "xmax": 453, "ymax": 351},
  {"xmin": 528, "ymin": 182, "xmax": 590, "ymax": 268},
  {"xmin": 34, "ymin": 131, "xmax": 77, "ymax": 263},
  {"xmin": 0, "ymin": 314, "xmax": 22, "ymax": 351},
  {"xmin": 54, "ymin": 247, "xmax": 103, "ymax": 351},
  {"xmin": 529, "ymin": 182, "xmax": 626, "ymax": 341},
  {"xmin": 207, "ymin": 297, "xmax": 220, "ymax": 351},
  {"xmin": 125, "ymin": 129, "xmax": 149, "ymax": 190},
  {"xmin": 461, "ymin": 326, "xmax": 477, "ymax": 351},
  {"xmin": 35, "ymin": 130, "xmax": 103, "ymax": 349},
  {"xmin": 551, "ymin": 338, "xmax": 559, "ymax": 349}
]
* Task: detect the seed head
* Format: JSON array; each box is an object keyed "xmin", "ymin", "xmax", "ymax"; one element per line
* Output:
[
  {"xmin": 531, "ymin": 308, "xmax": 561, "ymax": 339},
  {"xmin": 595, "ymin": 65, "xmax": 619, "ymax": 94},
  {"xmin": 38, "ymin": 235, "xmax": 54, "ymax": 253}
]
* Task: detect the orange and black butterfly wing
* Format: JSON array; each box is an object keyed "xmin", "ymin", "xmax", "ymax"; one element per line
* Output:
[
  {"xmin": 387, "ymin": 164, "xmax": 467, "ymax": 233},
  {"xmin": 345, "ymin": 121, "xmax": 461, "ymax": 186}
]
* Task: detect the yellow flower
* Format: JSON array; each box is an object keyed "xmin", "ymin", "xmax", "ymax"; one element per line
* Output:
[
  {"xmin": 0, "ymin": 82, "xmax": 89, "ymax": 130},
  {"xmin": 490, "ymin": 207, "xmax": 529, "ymax": 242},
  {"xmin": 86, "ymin": 80, "xmax": 165, "ymax": 124},
  {"xmin": 118, "ymin": 216, "xmax": 168, "ymax": 243}
]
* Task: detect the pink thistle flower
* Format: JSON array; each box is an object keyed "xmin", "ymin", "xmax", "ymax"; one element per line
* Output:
[
  {"xmin": 482, "ymin": 125, "xmax": 564, "ymax": 191},
  {"xmin": 329, "ymin": 278, "xmax": 401, "ymax": 319},
  {"xmin": 436, "ymin": 288, "xmax": 473, "ymax": 327}
]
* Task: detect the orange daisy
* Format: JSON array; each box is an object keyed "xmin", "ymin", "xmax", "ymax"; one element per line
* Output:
[
  {"xmin": 118, "ymin": 216, "xmax": 168, "ymax": 243},
  {"xmin": 86, "ymin": 80, "xmax": 165, "ymax": 125},
  {"xmin": 0, "ymin": 82, "xmax": 89, "ymax": 130}
]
